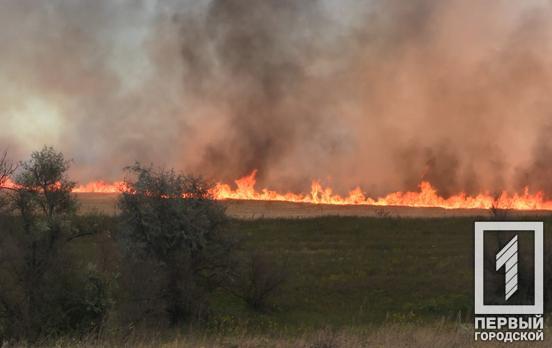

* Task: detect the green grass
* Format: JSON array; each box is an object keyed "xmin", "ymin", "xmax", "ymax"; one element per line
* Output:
[
  {"xmin": 205, "ymin": 216, "xmax": 485, "ymax": 333},
  {"xmin": 7, "ymin": 213, "xmax": 551, "ymax": 337}
]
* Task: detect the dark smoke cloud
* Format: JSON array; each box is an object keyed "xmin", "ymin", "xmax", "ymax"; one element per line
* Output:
[
  {"xmin": 179, "ymin": 0, "xmax": 331, "ymax": 186},
  {"xmin": 1, "ymin": 0, "xmax": 552, "ymax": 195}
]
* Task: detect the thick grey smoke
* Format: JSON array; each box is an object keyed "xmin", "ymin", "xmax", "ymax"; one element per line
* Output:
[{"xmin": 1, "ymin": 0, "xmax": 552, "ymax": 196}]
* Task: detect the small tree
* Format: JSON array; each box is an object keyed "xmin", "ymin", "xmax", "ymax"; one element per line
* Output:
[
  {"xmin": 0, "ymin": 146, "xmax": 109, "ymax": 340},
  {"xmin": 118, "ymin": 163, "xmax": 234, "ymax": 326},
  {"xmin": 229, "ymin": 251, "xmax": 287, "ymax": 312}
]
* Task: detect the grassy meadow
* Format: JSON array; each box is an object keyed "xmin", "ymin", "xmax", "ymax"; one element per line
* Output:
[
  {"xmin": 31, "ymin": 214, "xmax": 552, "ymax": 347},
  {"xmin": 75, "ymin": 216, "xmax": 478, "ymax": 330},
  {"xmin": 65, "ymin": 216, "xmax": 478, "ymax": 331},
  {"xmin": 6, "ymin": 209, "xmax": 552, "ymax": 346},
  {"xmin": 218, "ymin": 217, "xmax": 475, "ymax": 331}
]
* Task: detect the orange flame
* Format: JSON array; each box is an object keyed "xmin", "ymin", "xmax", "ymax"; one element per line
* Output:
[
  {"xmin": 73, "ymin": 181, "xmax": 125, "ymax": 193},
  {"xmin": 1, "ymin": 179, "xmax": 125, "ymax": 194},
  {"xmin": 3, "ymin": 171, "xmax": 552, "ymax": 211},
  {"xmin": 1, "ymin": 178, "xmax": 16, "ymax": 190},
  {"xmin": 211, "ymin": 171, "xmax": 552, "ymax": 210}
]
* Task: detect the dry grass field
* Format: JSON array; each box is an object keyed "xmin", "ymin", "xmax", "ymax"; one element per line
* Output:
[
  {"xmin": 24, "ymin": 325, "xmax": 551, "ymax": 347},
  {"xmin": 76, "ymin": 193, "xmax": 552, "ymax": 218}
]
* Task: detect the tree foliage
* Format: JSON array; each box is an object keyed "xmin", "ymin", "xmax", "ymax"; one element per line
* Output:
[
  {"xmin": 0, "ymin": 147, "xmax": 109, "ymax": 340},
  {"xmin": 118, "ymin": 163, "xmax": 235, "ymax": 325}
]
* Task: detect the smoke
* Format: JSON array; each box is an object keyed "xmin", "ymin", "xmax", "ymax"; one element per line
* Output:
[{"xmin": 1, "ymin": 0, "xmax": 552, "ymax": 196}]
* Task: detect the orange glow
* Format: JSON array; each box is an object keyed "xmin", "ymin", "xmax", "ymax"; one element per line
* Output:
[
  {"xmin": 73, "ymin": 181, "xmax": 125, "ymax": 193},
  {"xmin": 0, "ymin": 178, "xmax": 16, "ymax": 190},
  {"xmin": 3, "ymin": 171, "xmax": 552, "ymax": 211},
  {"xmin": 211, "ymin": 171, "xmax": 552, "ymax": 210},
  {"xmin": 1, "ymin": 179, "xmax": 125, "ymax": 193}
]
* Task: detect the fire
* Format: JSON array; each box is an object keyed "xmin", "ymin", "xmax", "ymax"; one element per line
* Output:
[
  {"xmin": 1, "ymin": 178, "xmax": 16, "ymax": 190},
  {"xmin": 1, "ymin": 179, "xmax": 124, "ymax": 194},
  {"xmin": 73, "ymin": 181, "xmax": 125, "ymax": 193},
  {"xmin": 211, "ymin": 170, "xmax": 552, "ymax": 211},
  {"xmin": 3, "ymin": 171, "xmax": 552, "ymax": 211}
]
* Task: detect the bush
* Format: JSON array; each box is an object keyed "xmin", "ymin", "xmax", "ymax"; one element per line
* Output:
[
  {"xmin": 229, "ymin": 251, "xmax": 287, "ymax": 312},
  {"xmin": 117, "ymin": 163, "xmax": 236, "ymax": 326}
]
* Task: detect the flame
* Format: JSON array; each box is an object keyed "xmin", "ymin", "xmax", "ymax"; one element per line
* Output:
[
  {"xmin": 73, "ymin": 181, "xmax": 125, "ymax": 193},
  {"xmin": 1, "ymin": 178, "xmax": 16, "ymax": 190},
  {"xmin": 1, "ymin": 179, "xmax": 124, "ymax": 193},
  {"xmin": 3, "ymin": 171, "xmax": 552, "ymax": 211},
  {"xmin": 211, "ymin": 171, "xmax": 552, "ymax": 211}
]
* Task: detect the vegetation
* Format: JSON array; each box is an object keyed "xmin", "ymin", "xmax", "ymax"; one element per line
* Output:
[
  {"xmin": 117, "ymin": 163, "xmax": 235, "ymax": 326},
  {"xmin": 11, "ymin": 324, "xmax": 550, "ymax": 348},
  {"xmin": 1, "ymin": 147, "xmax": 552, "ymax": 346},
  {"xmin": 227, "ymin": 250, "xmax": 288, "ymax": 312},
  {"xmin": 0, "ymin": 147, "xmax": 110, "ymax": 340}
]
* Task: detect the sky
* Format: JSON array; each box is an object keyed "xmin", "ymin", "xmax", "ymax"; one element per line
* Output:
[{"xmin": 2, "ymin": 0, "xmax": 552, "ymax": 196}]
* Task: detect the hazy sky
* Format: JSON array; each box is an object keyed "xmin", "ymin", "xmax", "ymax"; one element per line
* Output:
[{"xmin": 2, "ymin": 0, "xmax": 552, "ymax": 196}]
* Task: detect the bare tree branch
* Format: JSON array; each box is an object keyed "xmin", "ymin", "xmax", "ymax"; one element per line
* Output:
[{"xmin": 0, "ymin": 149, "xmax": 16, "ymax": 189}]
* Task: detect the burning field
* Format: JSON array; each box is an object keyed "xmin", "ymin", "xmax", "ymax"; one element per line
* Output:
[
  {"xmin": 69, "ymin": 169, "xmax": 552, "ymax": 218},
  {"xmin": 5, "ymin": 0, "xmax": 552, "ymax": 345},
  {"xmin": 75, "ymin": 193, "xmax": 552, "ymax": 219}
]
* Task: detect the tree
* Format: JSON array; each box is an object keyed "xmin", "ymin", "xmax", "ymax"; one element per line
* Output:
[
  {"xmin": 0, "ymin": 146, "xmax": 109, "ymax": 340},
  {"xmin": 0, "ymin": 150, "xmax": 16, "ymax": 189},
  {"xmin": 118, "ymin": 163, "xmax": 235, "ymax": 326},
  {"xmin": 0, "ymin": 150, "xmax": 16, "ymax": 210},
  {"xmin": 14, "ymin": 146, "xmax": 76, "ymax": 219}
]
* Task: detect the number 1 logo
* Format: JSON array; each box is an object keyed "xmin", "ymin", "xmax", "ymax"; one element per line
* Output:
[{"xmin": 496, "ymin": 235, "xmax": 518, "ymax": 301}]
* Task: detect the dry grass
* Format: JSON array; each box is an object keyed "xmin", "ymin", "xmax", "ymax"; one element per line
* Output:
[
  {"xmin": 75, "ymin": 193, "xmax": 552, "ymax": 219},
  {"xmin": 15, "ymin": 325, "xmax": 549, "ymax": 348}
]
